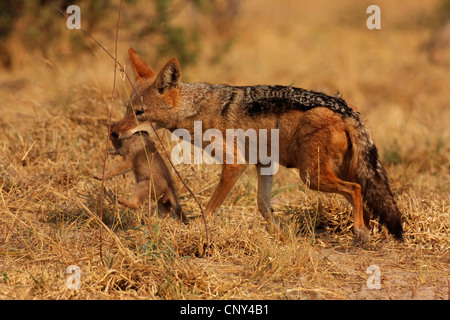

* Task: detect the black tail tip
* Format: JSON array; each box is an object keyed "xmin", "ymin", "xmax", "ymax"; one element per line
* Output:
[
  {"xmin": 394, "ymin": 231, "xmax": 404, "ymax": 242},
  {"xmin": 390, "ymin": 223, "xmax": 404, "ymax": 242}
]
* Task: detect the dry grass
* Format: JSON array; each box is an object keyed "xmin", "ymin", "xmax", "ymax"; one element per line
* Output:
[{"xmin": 0, "ymin": 0, "xmax": 449, "ymax": 300}]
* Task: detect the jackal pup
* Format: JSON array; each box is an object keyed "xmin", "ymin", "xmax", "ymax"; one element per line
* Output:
[{"xmin": 94, "ymin": 123, "xmax": 186, "ymax": 223}]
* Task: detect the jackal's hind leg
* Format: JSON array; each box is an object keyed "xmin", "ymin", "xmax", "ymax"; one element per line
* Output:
[
  {"xmin": 302, "ymin": 169, "xmax": 369, "ymax": 244},
  {"xmin": 117, "ymin": 181, "xmax": 149, "ymax": 210}
]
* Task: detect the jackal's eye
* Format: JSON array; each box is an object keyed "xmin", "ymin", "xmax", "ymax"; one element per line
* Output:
[{"xmin": 135, "ymin": 109, "xmax": 144, "ymax": 116}]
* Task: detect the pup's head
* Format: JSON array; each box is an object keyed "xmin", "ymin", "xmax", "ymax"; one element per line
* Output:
[
  {"xmin": 101, "ymin": 121, "xmax": 123, "ymax": 155},
  {"xmin": 111, "ymin": 48, "xmax": 182, "ymax": 140}
]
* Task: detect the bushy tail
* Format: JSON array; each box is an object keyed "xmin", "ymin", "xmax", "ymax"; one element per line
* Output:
[{"xmin": 346, "ymin": 118, "xmax": 404, "ymax": 240}]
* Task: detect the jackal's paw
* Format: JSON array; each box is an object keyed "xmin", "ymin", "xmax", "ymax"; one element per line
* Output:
[{"xmin": 355, "ymin": 227, "xmax": 370, "ymax": 245}]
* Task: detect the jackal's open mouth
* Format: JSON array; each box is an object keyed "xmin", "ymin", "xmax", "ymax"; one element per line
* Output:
[
  {"xmin": 132, "ymin": 131, "xmax": 149, "ymax": 137},
  {"xmin": 120, "ymin": 123, "xmax": 159, "ymax": 140}
]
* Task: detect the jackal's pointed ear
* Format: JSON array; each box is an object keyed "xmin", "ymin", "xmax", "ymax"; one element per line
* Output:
[
  {"xmin": 128, "ymin": 48, "xmax": 156, "ymax": 80},
  {"xmin": 154, "ymin": 58, "xmax": 181, "ymax": 94}
]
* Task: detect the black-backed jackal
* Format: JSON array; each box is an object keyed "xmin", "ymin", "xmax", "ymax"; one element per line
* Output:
[{"xmin": 112, "ymin": 48, "xmax": 403, "ymax": 243}]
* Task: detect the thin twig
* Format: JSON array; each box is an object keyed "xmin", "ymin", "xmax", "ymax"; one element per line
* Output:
[
  {"xmin": 112, "ymin": 0, "xmax": 123, "ymax": 101},
  {"xmin": 100, "ymin": 0, "xmax": 122, "ymax": 264},
  {"xmin": 53, "ymin": 1, "xmax": 210, "ymax": 254},
  {"xmin": 21, "ymin": 140, "xmax": 36, "ymax": 163},
  {"xmin": 147, "ymin": 151, "xmax": 157, "ymax": 242}
]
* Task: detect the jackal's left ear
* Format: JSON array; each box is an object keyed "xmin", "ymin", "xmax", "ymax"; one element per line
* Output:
[{"xmin": 154, "ymin": 58, "xmax": 181, "ymax": 94}]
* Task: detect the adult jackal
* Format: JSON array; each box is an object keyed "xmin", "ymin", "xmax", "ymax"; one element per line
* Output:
[{"xmin": 112, "ymin": 48, "xmax": 403, "ymax": 243}]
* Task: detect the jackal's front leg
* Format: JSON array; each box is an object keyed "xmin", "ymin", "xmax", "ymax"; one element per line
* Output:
[
  {"xmin": 93, "ymin": 160, "xmax": 133, "ymax": 181},
  {"xmin": 204, "ymin": 164, "xmax": 247, "ymax": 216}
]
